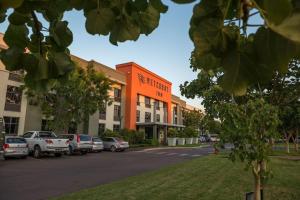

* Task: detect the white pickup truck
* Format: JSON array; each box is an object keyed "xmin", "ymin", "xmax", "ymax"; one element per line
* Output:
[{"xmin": 23, "ymin": 131, "xmax": 69, "ymax": 158}]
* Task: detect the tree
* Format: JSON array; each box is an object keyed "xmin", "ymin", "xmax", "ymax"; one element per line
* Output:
[
  {"xmin": 182, "ymin": 109, "xmax": 204, "ymax": 130},
  {"xmin": 218, "ymin": 98, "xmax": 279, "ymax": 200},
  {"xmin": 1, "ymin": 0, "xmax": 300, "ymax": 92},
  {"xmin": 26, "ymin": 61, "xmax": 111, "ymax": 133}
]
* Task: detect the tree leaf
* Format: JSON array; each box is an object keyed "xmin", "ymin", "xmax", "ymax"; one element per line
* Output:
[
  {"xmin": 150, "ymin": 0, "xmax": 168, "ymax": 13},
  {"xmin": 263, "ymin": 0, "xmax": 292, "ymax": 25},
  {"xmin": 85, "ymin": 8, "xmax": 115, "ymax": 36},
  {"xmin": 8, "ymin": 11, "xmax": 30, "ymax": 25},
  {"xmin": 52, "ymin": 21, "xmax": 73, "ymax": 48},
  {"xmin": 4, "ymin": 24, "xmax": 29, "ymax": 48},
  {"xmin": 0, "ymin": 47, "xmax": 23, "ymax": 71},
  {"xmin": 0, "ymin": 0, "xmax": 24, "ymax": 9},
  {"xmin": 254, "ymin": 27, "xmax": 300, "ymax": 74},
  {"xmin": 109, "ymin": 17, "xmax": 141, "ymax": 45},
  {"xmin": 136, "ymin": 5, "xmax": 160, "ymax": 35}
]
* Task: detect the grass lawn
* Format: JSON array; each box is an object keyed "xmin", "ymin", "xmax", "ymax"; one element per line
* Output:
[{"xmin": 53, "ymin": 155, "xmax": 300, "ymax": 200}]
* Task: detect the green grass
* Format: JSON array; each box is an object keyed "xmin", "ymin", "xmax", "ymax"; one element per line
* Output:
[{"xmin": 53, "ymin": 155, "xmax": 300, "ymax": 200}]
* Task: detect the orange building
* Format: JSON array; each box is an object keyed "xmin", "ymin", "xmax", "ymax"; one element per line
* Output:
[{"xmin": 116, "ymin": 62, "xmax": 183, "ymax": 142}]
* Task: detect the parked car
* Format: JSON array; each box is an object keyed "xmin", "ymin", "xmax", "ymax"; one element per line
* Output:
[
  {"xmin": 199, "ymin": 135, "xmax": 206, "ymax": 143},
  {"xmin": 102, "ymin": 137, "xmax": 129, "ymax": 152},
  {"xmin": 210, "ymin": 134, "xmax": 220, "ymax": 142},
  {"xmin": 60, "ymin": 134, "xmax": 92, "ymax": 155},
  {"xmin": 91, "ymin": 137, "xmax": 104, "ymax": 152},
  {"xmin": 1, "ymin": 135, "xmax": 29, "ymax": 160},
  {"xmin": 23, "ymin": 131, "xmax": 69, "ymax": 158}
]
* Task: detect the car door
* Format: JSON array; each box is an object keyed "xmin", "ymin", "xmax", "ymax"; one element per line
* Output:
[{"xmin": 23, "ymin": 131, "xmax": 35, "ymax": 151}]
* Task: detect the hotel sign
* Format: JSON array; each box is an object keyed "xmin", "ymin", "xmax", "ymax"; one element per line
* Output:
[{"xmin": 137, "ymin": 73, "xmax": 169, "ymax": 97}]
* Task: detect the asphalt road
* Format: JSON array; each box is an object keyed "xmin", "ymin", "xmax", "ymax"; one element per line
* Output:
[{"xmin": 0, "ymin": 146, "xmax": 214, "ymax": 200}]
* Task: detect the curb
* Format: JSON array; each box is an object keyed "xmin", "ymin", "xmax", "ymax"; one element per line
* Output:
[{"xmin": 140, "ymin": 145, "xmax": 211, "ymax": 152}]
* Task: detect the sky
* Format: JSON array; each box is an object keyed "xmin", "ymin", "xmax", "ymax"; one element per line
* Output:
[
  {"xmin": 0, "ymin": 2, "xmax": 262, "ymax": 110},
  {"xmin": 0, "ymin": 1, "xmax": 202, "ymax": 109}
]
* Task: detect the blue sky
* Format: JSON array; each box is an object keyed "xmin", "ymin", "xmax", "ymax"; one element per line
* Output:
[
  {"xmin": 0, "ymin": 1, "xmax": 202, "ymax": 108},
  {"xmin": 0, "ymin": 2, "xmax": 263, "ymax": 109}
]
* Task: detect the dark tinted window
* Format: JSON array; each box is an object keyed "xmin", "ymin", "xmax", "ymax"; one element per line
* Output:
[
  {"xmin": 23, "ymin": 132, "xmax": 33, "ymax": 138},
  {"xmin": 39, "ymin": 132, "xmax": 56, "ymax": 138},
  {"xmin": 80, "ymin": 135, "xmax": 91, "ymax": 141},
  {"xmin": 6, "ymin": 137, "xmax": 26, "ymax": 143}
]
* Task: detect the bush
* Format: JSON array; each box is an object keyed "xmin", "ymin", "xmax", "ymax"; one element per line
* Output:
[
  {"xmin": 184, "ymin": 126, "xmax": 197, "ymax": 137},
  {"xmin": 168, "ymin": 128, "xmax": 178, "ymax": 138},
  {"xmin": 102, "ymin": 129, "xmax": 121, "ymax": 138},
  {"xmin": 119, "ymin": 128, "xmax": 145, "ymax": 144},
  {"xmin": 177, "ymin": 130, "xmax": 186, "ymax": 138}
]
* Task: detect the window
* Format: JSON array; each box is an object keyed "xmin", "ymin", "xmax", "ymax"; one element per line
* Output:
[
  {"xmin": 8, "ymin": 71, "xmax": 23, "ymax": 82},
  {"xmin": 98, "ymin": 123, "xmax": 105, "ymax": 136},
  {"xmin": 174, "ymin": 105, "xmax": 178, "ymax": 115},
  {"xmin": 41, "ymin": 119, "xmax": 52, "ymax": 131},
  {"xmin": 114, "ymin": 105, "xmax": 121, "ymax": 121},
  {"xmin": 23, "ymin": 132, "xmax": 34, "ymax": 138},
  {"xmin": 145, "ymin": 96, "xmax": 151, "ymax": 108},
  {"xmin": 174, "ymin": 117, "xmax": 178, "ymax": 125},
  {"xmin": 6, "ymin": 137, "xmax": 26, "ymax": 144},
  {"xmin": 145, "ymin": 112, "xmax": 151, "ymax": 123},
  {"xmin": 156, "ymin": 114, "xmax": 160, "ymax": 122},
  {"xmin": 163, "ymin": 102, "xmax": 167, "ymax": 109},
  {"xmin": 39, "ymin": 131, "xmax": 56, "ymax": 138},
  {"xmin": 113, "ymin": 124, "xmax": 120, "ymax": 132},
  {"xmin": 4, "ymin": 117, "xmax": 19, "ymax": 135},
  {"xmin": 155, "ymin": 100, "xmax": 160, "ymax": 110},
  {"xmin": 114, "ymin": 88, "xmax": 121, "ymax": 102},
  {"xmin": 136, "ymin": 110, "xmax": 140, "ymax": 122},
  {"xmin": 5, "ymin": 85, "xmax": 22, "ymax": 112},
  {"xmin": 99, "ymin": 105, "xmax": 106, "ymax": 120},
  {"xmin": 137, "ymin": 94, "xmax": 140, "ymax": 106}
]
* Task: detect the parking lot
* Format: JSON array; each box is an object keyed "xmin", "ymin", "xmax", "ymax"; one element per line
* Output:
[{"xmin": 0, "ymin": 146, "xmax": 213, "ymax": 200}]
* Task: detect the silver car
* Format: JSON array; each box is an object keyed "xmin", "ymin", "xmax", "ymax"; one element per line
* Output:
[
  {"xmin": 91, "ymin": 137, "xmax": 104, "ymax": 152},
  {"xmin": 1, "ymin": 136, "xmax": 29, "ymax": 160},
  {"xmin": 102, "ymin": 137, "xmax": 129, "ymax": 152},
  {"xmin": 60, "ymin": 134, "xmax": 92, "ymax": 155}
]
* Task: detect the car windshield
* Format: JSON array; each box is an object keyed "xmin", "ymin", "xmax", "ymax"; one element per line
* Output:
[
  {"xmin": 93, "ymin": 138, "xmax": 102, "ymax": 142},
  {"xmin": 6, "ymin": 138, "xmax": 26, "ymax": 143},
  {"xmin": 23, "ymin": 132, "xmax": 33, "ymax": 138},
  {"xmin": 39, "ymin": 132, "xmax": 57, "ymax": 138},
  {"xmin": 79, "ymin": 135, "xmax": 91, "ymax": 141}
]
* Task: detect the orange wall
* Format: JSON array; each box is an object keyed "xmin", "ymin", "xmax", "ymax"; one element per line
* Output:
[{"xmin": 116, "ymin": 62, "xmax": 172, "ymax": 130}]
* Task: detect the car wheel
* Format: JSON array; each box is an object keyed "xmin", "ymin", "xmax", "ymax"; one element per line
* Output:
[
  {"xmin": 3, "ymin": 155, "xmax": 7, "ymax": 160},
  {"xmin": 80, "ymin": 151, "xmax": 87, "ymax": 155},
  {"xmin": 33, "ymin": 146, "xmax": 41, "ymax": 159},
  {"xmin": 110, "ymin": 145, "xmax": 116, "ymax": 152},
  {"xmin": 67, "ymin": 146, "xmax": 73, "ymax": 156},
  {"xmin": 21, "ymin": 156, "xmax": 27, "ymax": 159},
  {"xmin": 54, "ymin": 153, "xmax": 62, "ymax": 157}
]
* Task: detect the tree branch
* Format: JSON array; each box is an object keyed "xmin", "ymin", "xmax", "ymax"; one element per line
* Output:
[{"xmin": 31, "ymin": 11, "xmax": 43, "ymax": 55}]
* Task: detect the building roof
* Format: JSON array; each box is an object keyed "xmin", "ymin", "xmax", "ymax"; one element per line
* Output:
[
  {"xmin": 116, "ymin": 62, "xmax": 172, "ymax": 85},
  {"xmin": 71, "ymin": 55, "xmax": 126, "ymax": 85}
]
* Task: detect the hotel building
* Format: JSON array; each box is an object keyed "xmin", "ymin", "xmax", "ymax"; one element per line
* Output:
[{"xmin": 0, "ymin": 34, "xmax": 200, "ymax": 142}]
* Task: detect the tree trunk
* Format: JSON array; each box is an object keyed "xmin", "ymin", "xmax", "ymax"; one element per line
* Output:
[
  {"xmin": 286, "ymin": 140, "xmax": 290, "ymax": 153},
  {"xmin": 83, "ymin": 112, "xmax": 90, "ymax": 134},
  {"xmin": 252, "ymin": 164, "xmax": 261, "ymax": 200}
]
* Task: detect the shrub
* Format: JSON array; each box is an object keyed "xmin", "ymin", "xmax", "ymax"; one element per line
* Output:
[
  {"xmin": 178, "ymin": 130, "xmax": 186, "ymax": 138},
  {"xmin": 102, "ymin": 129, "xmax": 121, "ymax": 138},
  {"xmin": 184, "ymin": 126, "xmax": 197, "ymax": 137},
  {"xmin": 119, "ymin": 128, "xmax": 145, "ymax": 144},
  {"xmin": 168, "ymin": 128, "xmax": 178, "ymax": 138}
]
